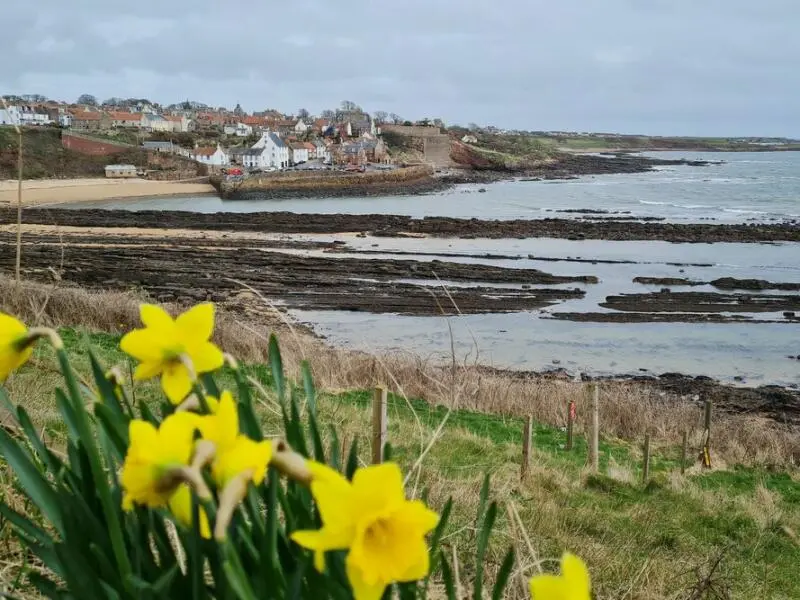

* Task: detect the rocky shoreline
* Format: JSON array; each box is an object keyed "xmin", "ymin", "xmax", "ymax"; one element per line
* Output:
[
  {"xmin": 480, "ymin": 366, "xmax": 800, "ymax": 424},
  {"xmin": 439, "ymin": 152, "xmax": 715, "ymax": 184},
  {"xmin": 7, "ymin": 207, "xmax": 798, "ymax": 243}
]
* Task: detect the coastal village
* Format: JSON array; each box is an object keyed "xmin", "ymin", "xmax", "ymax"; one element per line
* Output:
[{"xmin": 0, "ymin": 97, "xmax": 412, "ymax": 175}]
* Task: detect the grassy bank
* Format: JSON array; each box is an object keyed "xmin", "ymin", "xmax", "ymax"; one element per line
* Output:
[
  {"xmin": 3, "ymin": 321, "xmax": 800, "ymax": 598},
  {"xmin": 0, "ymin": 127, "xmax": 149, "ymax": 179}
]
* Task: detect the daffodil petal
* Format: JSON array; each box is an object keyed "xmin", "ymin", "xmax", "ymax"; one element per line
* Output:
[
  {"xmin": 190, "ymin": 341, "xmax": 224, "ymax": 374},
  {"xmin": 168, "ymin": 485, "xmax": 211, "ymax": 539},
  {"xmin": 561, "ymin": 553, "xmax": 591, "ymax": 599},
  {"xmin": 530, "ymin": 574, "xmax": 569, "ymax": 600},
  {"xmin": 346, "ymin": 560, "xmax": 388, "ymax": 600},
  {"xmin": 307, "ymin": 461, "xmax": 357, "ymax": 529},
  {"xmin": 140, "ymin": 304, "xmax": 175, "ymax": 330},
  {"xmin": 398, "ymin": 539, "xmax": 430, "ymax": 582},
  {"xmin": 134, "ymin": 361, "xmax": 163, "ymax": 380},
  {"xmin": 292, "ymin": 526, "xmax": 355, "ymax": 553},
  {"xmin": 129, "ymin": 419, "xmax": 158, "ymax": 449},
  {"xmin": 0, "ymin": 346, "xmax": 32, "ymax": 382},
  {"xmin": 0, "ymin": 313, "xmax": 27, "ymax": 341},
  {"xmin": 161, "ymin": 363, "xmax": 194, "ymax": 404},
  {"xmin": 176, "ymin": 303, "xmax": 215, "ymax": 343},
  {"xmin": 120, "ymin": 329, "xmax": 168, "ymax": 363},
  {"xmin": 212, "ymin": 437, "xmax": 272, "ymax": 487},
  {"xmin": 352, "ymin": 462, "xmax": 406, "ymax": 515},
  {"xmin": 394, "ymin": 500, "xmax": 439, "ymax": 535}
]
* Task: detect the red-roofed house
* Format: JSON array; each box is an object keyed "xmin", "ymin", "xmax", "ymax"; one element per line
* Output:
[
  {"xmin": 70, "ymin": 110, "xmax": 110, "ymax": 131},
  {"xmin": 164, "ymin": 114, "xmax": 190, "ymax": 133},
  {"xmin": 303, "ymin": 141, "xmax": 317, "ymax": 159},
  {"xmin": 108, "ymin": 111, "xmax": 143, "ymax": 128}
]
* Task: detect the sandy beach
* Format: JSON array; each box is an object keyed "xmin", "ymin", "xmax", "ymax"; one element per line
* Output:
[{"xmin": 0, "ymin": 178, "xmax": 216, "ymax": 207}]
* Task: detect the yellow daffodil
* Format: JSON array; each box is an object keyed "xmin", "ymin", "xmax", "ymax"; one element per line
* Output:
[
  {"xmin": 529, "ymin": 553, "xmax": 591, "ymax": 600},
  {"xmin": 120, "ymin": 303, "xmax": 224, "ymax": 404},
  {"xmin": 198, "ymin": 391, "xmax": 272, "ymax": 486},
  {"xmin": 0, "ymin": 312, "xmax": 33, "ymax": 382},
  {"xmin": 168, "ymin": 484, "xmax": 211, "ymax": 539},
  {"xmin": 292, "ymin": 462, "xmax": 438, "ymax": 600},
  {"xmin": 120, "ymin": 412, "xmax": 201, "ymax": 510}
]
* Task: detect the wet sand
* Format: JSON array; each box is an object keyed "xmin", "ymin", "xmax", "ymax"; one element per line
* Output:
[{"xmin": 0, "ymin": 179, "xmax": 215, "ymax": 207}]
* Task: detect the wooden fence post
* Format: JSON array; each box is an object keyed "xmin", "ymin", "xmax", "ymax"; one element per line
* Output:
[
  {"xmin": 642, "ymin": 433, "xmax": 651, "ymax": 483},
  {"xmin": 588, "ymin": 384, "xmax": 600, "ymax": 473},
  {"xmin": 521, "ymin": 416, "xmax": 533, "ymax": 480},
  {"xmin": 371, "ymin": 386, "xmax": 388, "ymax": 464},
  {"xmin": 680, "ymin": 430, "xmax": 688, "ymax": 474},
  {"xmin": 702, "ymin": 399, "xmax": 712, "ymax": 469},
  {"xmin": 566, "ymin": 400, "xmax": 576, "ymax": 451}
]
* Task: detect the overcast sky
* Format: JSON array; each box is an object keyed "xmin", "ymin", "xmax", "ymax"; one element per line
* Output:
[{"xmin": 3, "ymin": 1, "xmax": 798, "ymax": 137}]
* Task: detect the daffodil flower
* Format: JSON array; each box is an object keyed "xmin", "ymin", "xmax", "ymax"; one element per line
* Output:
[
  {"xmin": 120, "ymin": 412, "xmax": 202, "ymax": 510},
  {"xmin": 292, "ymin": 462, "xmax": 439, "ymax": 600},
  {"xmin": 0, "ymin": 312, "xmax": 34, "ymax": 382},
  {"xmin": 198, "ymin": 391, "xmax": 272, "ymax": 486},
  {"xmin": 120, "ymin": 303, "xmax": 224, "ymax": 404},
  {"xmin": 529, "ymin": 553, "xmax": 591, "ymax": 600}
]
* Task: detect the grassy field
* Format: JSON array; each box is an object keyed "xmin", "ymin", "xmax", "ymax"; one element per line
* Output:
[{"xmin": 4, "ymin": 325, "xmax": 799, "ymax": 599}]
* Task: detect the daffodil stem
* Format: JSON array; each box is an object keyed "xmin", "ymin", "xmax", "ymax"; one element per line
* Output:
[
  {"xmin": 214, "ymin": 471, "xmax": 252, "ymax": 541},
  {"xmin": 270, "ymin": 440, "xmax": 312, "ymax": 486},
  {"xmin": 17, "ymin": 327, "xmax": 63, "ymax": 351}
]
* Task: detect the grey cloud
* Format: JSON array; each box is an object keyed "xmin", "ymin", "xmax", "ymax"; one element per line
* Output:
[{"xmin": 3, "ymin": 0, "xmax": 799, "ymax": 136}]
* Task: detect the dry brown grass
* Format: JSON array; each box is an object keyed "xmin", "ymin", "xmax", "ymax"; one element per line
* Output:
[{"xmin": 2, "ymin": 274, "xmax": 798, "ymax": 468}]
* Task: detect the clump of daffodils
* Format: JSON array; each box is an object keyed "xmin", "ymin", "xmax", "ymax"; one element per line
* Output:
[{"xmin": 0, "ymin": 304, "xmax": 591, "ymax": 600}]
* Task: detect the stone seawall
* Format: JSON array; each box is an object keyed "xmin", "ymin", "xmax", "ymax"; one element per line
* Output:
[{"xmin": 211, "ymin": 165, "xmax": 443, "ymax": 199}]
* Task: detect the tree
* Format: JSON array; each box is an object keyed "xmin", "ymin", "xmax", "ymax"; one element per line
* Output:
[
  {"xmin": 340, "ymin": 100, "xmax": 358, "ymax": 112},
  {"xmin": 234, "ymin": 103, "xmax": 245, "ymax": 116},
  {"xmin": 77, "ymin": 94, "xmax": 98, "ymax": 106},
  {"xmin": 432, "ymin": 118, "xmax": 445, "ymax": 129},
  {"xmin": 468, "ymin": 123, "xmax": 480, "ymax": 132},
  {"xmin": 297, "ymin": 108, "xmax": 310, "ymax": 120},
  {"xmin": 321, "ymin": 109, "xmax": 335, "ymax": 120},
  {"xmin": 390, "ymin": 113, "xmax": 403, "ymax": 124},
  {"xmin": 373, "ymin": 111, "xmax": 388, "ymax": 124},
  {"xmin": 103, "ymin": 97, "xmax": 123, "ymax": 106}
]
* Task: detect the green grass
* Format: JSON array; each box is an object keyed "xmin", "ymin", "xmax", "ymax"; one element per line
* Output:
[
  {"xmin": 0, "ymin": 127, "xmax": 150, "ymax": 179},
  {"xmin": 5, "ymin": 327, "xmax": 800, "ymax": 598}
]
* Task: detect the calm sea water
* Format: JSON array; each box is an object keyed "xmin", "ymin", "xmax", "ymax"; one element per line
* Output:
[
  {"xmin": 66, "ymin": 151, "xmax": 800, "ymax": 386},
  {"xmin": 70, "ymin": 151, "xmax": 800, "ymax": 224}
]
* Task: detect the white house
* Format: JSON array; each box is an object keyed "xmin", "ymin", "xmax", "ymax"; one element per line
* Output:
[
  {"xmin": 294, "ymin": 119, "xmax": 309, "ymax": 134},
  {"xmin": 141, "ymin": 113, "xmax": 171, "ymax": 132},
  {"xmin": 224, "ymin": 122, "xmax": 253, "ymax": 137},
  {"xmin": 191, "ymin": 144, "xmax": 229, "ymax": 166},
  {"xmin": 289, "ymin": 142, "xmax": 309, "ymax": 164},
  {"xmin": 241, "ymin": 147, "xmax": 269, "ymax": 169},
  {"xmin": 18, "ymin": 106, "xmax": 52, "ymax": 126},
  {"xmin": 0, "ymin": 105, "xmax": 21, "ymax": 126},
  {"xmin": 253, "ymin": 132, "xmax": 289, "ymax": 169},
  {"xmin": 314, "ymin": 140, "xmax": 331, "ymax": 163},
  {"xmin": 165, "ymin": 114, "xmax": 190, "ymax": 133}
]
